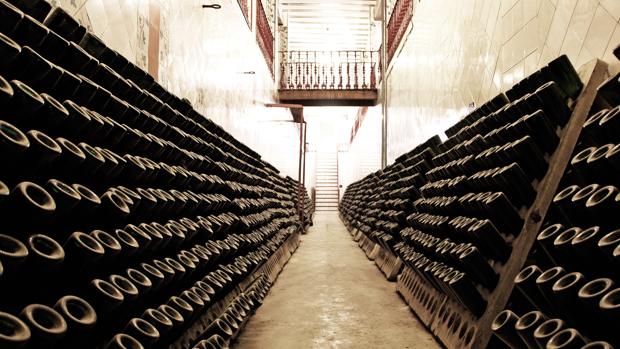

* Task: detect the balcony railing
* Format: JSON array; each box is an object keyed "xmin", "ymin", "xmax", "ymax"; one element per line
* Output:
[
  {"xmin": 386, "ymin": 0, "xmax": 415, "ymax": 64},
  {"xmin": 279, "ymin": 51, "xmax": 380, "ymax": 90}
]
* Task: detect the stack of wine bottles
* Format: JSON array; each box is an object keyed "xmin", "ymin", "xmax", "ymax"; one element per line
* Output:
[
  {"xmin": 291, "ymin": 176, "xmax": 313, "ymax": 230},
  {"xmin": 0, "ymin": 1, "xmax": 311, "ymax": 348},
  {"xmin": 339, "ymin": 136, "xmax": 440, "ymax": 262},
  {"xmin": 341, "ymin": 53, "xmax": 587, "ymax": 348},
  {"xmin": 492, "ymin": 59, "xmax": 620, "ymax": 349}
]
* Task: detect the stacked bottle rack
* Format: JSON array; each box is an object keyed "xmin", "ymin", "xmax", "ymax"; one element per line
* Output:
[
  {"xmin": 340, "ymin": 136, "xmax": 440, "ymax": 280},
  {"xmin": 340, "ymin": 55, "xmax": 609, "ymax": 348},
  {"xmin": 296, "ymin": 179, "xmax": 314, "ymax": 231},
  {"xmin": 0, "ymin": 1, "xmax": 311, "ymax": 348},
  {"xmin": 492, "ymin": 53, "xmax": 620, "ymax": 349}
]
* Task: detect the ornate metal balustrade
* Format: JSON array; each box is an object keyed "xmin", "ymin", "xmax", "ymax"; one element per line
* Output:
[
  {"xmin": 279, "ymin": 51, "xmax": 380, "ymax": 91},
  {"xmin": 386, "ymin": 0, "xmax": 415, "ymax": 65},
  {"xmin": 256, "ymin": 0, "xmax": 274, "ymax": 76}
]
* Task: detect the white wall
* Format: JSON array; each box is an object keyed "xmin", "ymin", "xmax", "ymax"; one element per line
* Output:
[
  {"xmin": 386, "ymin": 0, "xmax": 620, "ymax": 163},
  {"xmin": 51, "ymin": 0, "xmax": 147, "ymax": 68},
  {"xmin": 51, "ymin": 0, "xmax": 302, "ymax": 178},
  {"xmin": 338, "ymin": 106, "xmax": 382, "ymax": 196}
]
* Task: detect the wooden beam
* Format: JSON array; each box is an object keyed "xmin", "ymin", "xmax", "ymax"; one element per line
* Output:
[
  {"xmin": 265, "ymin": 103, "xmax": 304, "ymax": 123},
  {"xmin": 278, "ymin": 89, "xmax": 378, "ymax": 106}
]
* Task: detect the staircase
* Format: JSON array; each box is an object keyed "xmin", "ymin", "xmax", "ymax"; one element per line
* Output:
[{"xmin": 315, "ymin": 152, "xmax": 339, "ymax": 211}]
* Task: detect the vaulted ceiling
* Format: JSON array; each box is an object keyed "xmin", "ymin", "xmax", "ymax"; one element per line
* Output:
[{"xmin": 280, "ymin": 0, "xmax": 378, "ymax": 51}]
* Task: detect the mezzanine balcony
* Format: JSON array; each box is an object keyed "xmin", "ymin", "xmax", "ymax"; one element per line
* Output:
[{"xmin": 278, "ymin": 50, "xmax": 380, "ymax": 106}]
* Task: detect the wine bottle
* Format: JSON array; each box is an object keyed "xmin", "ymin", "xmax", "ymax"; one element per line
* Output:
[
  {"xmin": 533, "ymin": 318, "xmax": 566, "ymax": 349},
  {"xmin": 546, "ymin": 328, "xmax": 587, "ymax": 349},
  {"xmin": 491, "ymin": 310, "xmax": 528, "ymax": 348},
  {"xmin": 19, "ymin": 303, "xmax": 67, "ymax": 348},
  {"xmin": 0, "ymin": 310, "xmax": 30, "ymax": 348},
  {"xmin": 515, "ymin": 310, "xmax": 547, "ymax": 349}
]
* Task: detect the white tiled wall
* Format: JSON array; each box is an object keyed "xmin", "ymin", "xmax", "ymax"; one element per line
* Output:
[
  {"xmin": 386, "ymin": 0, "xmax": 620, "ymax": 163},
  {"xmin": 53, "ymin": 0, "xmax": 146, "ymax": 67},
  {"xmin": 52, "ymin": 0, "xmax": 302, "ymax": 178}
]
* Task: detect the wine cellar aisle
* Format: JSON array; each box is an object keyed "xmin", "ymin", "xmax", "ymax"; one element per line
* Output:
[
  {"xmin": 3, "ymin": 0, "xmax": 620, "ymax": 348},
  {"xmin": 234, "ymin": 212, "xmax": 439, "ymax": 349}
]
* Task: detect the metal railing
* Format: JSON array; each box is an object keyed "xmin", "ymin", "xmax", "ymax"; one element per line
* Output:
[
  {"xmin": 279, "ymin": 51, "xmax": 380, "ymax": 90},
  {"xmin": 386, "ymin": 0, "xmax": 415, "ymax": 65},
  {"xmin": 256, "ymin": 0, "xmax": 274, "ymax": 76}
]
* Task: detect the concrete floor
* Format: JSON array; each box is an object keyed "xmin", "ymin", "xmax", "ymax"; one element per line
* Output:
[{"xmin": 234, "ymin": 213, "xmax": 439, "ymax": 349}]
